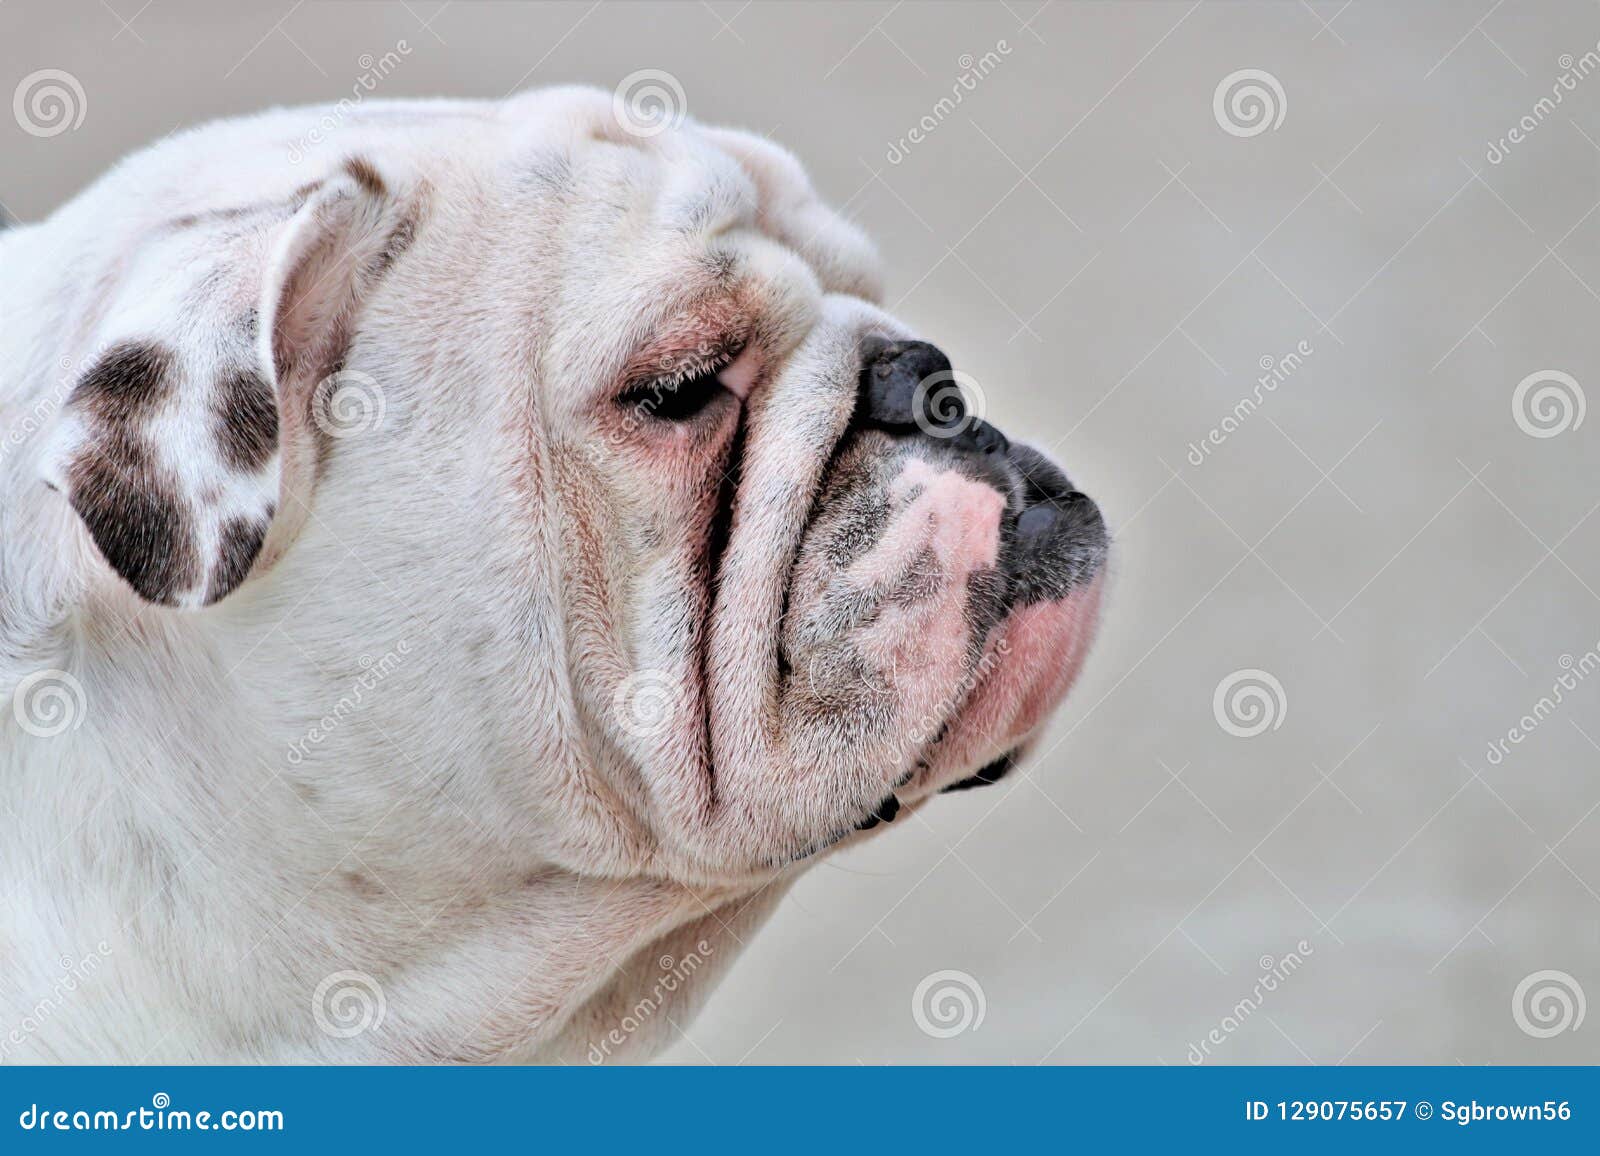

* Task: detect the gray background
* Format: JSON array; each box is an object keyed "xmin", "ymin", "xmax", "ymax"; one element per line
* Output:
[{"xmin": 4, "ymin": 0, "xmax": 1597, "ymax": 1064}]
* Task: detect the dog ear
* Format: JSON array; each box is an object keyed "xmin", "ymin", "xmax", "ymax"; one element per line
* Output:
[{"xmin": 40, "ymin": 159, "xmax": 414, "ymax": 608}]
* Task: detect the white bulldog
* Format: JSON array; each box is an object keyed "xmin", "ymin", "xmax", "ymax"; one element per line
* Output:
[{"xmin": 0, "ymin": 88, "xmax": 1106, "ymax": 1063}]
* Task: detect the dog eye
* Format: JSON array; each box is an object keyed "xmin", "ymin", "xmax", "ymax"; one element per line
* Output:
[{"xmin": 619, "ymin": 367, "xmax": 728, "ymax": 422}]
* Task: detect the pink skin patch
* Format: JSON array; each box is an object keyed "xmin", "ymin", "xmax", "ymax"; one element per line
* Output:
[
  {"xmin": 718, "ymin": 344, "xmax": 763, "ymax": 400},
  {"xmin": 851, "ymin": 466, "xmax": 1004, "ymax": 693},
  {"xmin": 916, "ymin": 573, "xmax": 1105, "ymax": 792},
  {"xmin": 884, "ymin": 457, "xmax": 1005, "ymax": 572}
]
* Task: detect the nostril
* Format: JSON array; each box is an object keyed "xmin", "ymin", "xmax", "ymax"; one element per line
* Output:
[
  {"xmin": 1017, "ymin": 503, "xmax": 1060, "ymax": 541},
  {"xmin": 1007, "ymin": 443, "xmax": 1077, "ymax": 505},
  {"xmin": 858, "ymin": 338, "xmax": 956, "ymax": 432},
  {"xmin": 970, "ymin": 419, "xmax": 1009, "ymax": 456}
]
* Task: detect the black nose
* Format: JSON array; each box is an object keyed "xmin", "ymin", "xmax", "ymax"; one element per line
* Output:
[{"xmin": 857, "ymin": 336, "xmax": 966, "ymax": 435}]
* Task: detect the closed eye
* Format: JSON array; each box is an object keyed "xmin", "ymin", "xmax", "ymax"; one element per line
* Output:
[{"xmin": 617, "ymin": 364, "xmax": 731, "ymax": 423}]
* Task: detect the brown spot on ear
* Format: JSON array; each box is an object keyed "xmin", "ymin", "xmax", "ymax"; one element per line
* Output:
[
  {"xmin": 67, "ymin": 451, "xmax": 198, "ymax": 606},
  {"xmin": 207, "ymin": 516, "xmax": 268, "ymax": 604},
  {"xmin": 213, "ymin": 369, "xmax": 278, "ymax": 471},
  {"xmin": 70, "ymin": 341, "xmax": 175, "ymax": 424},
  {"xmin": 370, "ymin": 211, "xmax": 416, "ymax": 278},
  {"xmin": 343, "ymin": 155, "xmax": 386, "ymax": 198}
]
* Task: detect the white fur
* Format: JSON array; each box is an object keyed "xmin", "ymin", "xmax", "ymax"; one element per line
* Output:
[{"xmin": 0, "ymin": 89, "xmax": 1103, "ymax": 1063}]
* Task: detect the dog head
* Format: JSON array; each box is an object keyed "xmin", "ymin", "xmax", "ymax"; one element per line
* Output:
[{"xmin": 25, "ymin": 88, "xmax": 1106, "ymax": 884}]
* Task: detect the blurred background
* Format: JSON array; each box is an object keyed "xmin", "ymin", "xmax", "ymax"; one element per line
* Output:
[{"xmin": 4, "ymin": 0, "xmax": 1597, "ymax": 1063}]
